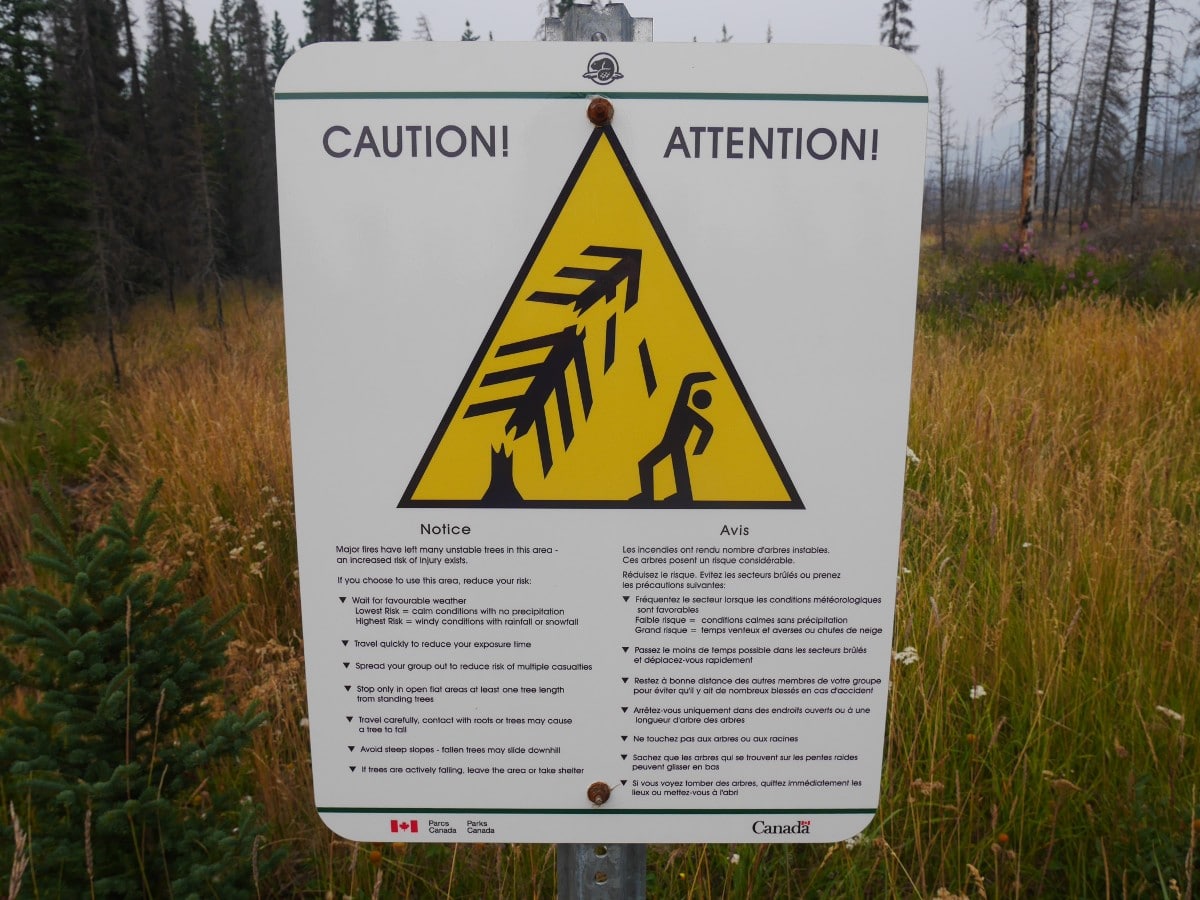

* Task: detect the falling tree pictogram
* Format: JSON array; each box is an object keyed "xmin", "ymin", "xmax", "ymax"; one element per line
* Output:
[{"xmin": 464, "ymin": 245, "xmax": 647, "ymax": 499}]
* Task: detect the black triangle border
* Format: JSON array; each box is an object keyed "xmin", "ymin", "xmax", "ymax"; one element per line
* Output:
[{"xmin": 399, "ymin": 124, "xmax": 803, "ymax": 510}]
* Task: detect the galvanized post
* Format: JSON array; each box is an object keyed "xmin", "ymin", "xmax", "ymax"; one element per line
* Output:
[
  {"xmin": 544, "ymin": 4, "xmax": 651, "ymax": 898},
  {"xmin": 557, "ymin": 842, "xmax": 647, "ymax": 899},
  {"xmin": 543, "ymin": 1, "xmax": 652, "ymax": 43}
]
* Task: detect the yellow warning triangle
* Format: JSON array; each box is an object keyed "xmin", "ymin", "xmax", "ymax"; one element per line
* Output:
[{"xmin": 401, "ymin": 126, "xmax": 802, "ymax": 509}]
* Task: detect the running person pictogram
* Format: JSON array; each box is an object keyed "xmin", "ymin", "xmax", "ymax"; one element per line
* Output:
[{"xmin": 632, "ymin": 372, "xmax": 717, "ymax": 502}]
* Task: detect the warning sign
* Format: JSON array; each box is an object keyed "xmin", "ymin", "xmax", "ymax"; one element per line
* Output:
[
  {"xmin": 277, "ymin": 39, "xmax": 929, "ymax": 846},
  {"xmin": 402, "ymin": 126, "xmax": 802, "ymax": 508}
]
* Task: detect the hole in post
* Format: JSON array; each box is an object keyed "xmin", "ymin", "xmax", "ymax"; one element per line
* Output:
[
  {"xmin": 594, "ymin": 844, "xmax": 608, "ymax": 857},
  {"xmin": 594, "ymin": 871, "xmax": 609, "ymax": 884}
]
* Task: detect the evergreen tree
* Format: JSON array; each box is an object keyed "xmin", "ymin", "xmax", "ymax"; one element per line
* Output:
[
  {"xmin": 879, "ymin": 0, "xmax": 916, "ymax": 53},
  {"xmin": 173, "ymin": 4, "xmax": 226, "ymax": 313},
  {"xmin": 230, "ymin": 0, "xmax": 279, "ymax": 280},
  {"xmin": 339, "ymin": 0, "xmax": 359, "ymax": 40},
  {"xmin": 48, "ymin": 0, "xmax": 142, "ymax": 381},
  {"xmin": 460, "ymin": 18, "xmax": 478, "ymax": 41},
  {"xmin": 268, "ymin": 10, "xmax": 291, "ymax": 79},
  {"xmin": 301, "ymin": 0, "xmax": 340, "ymax": 44},
  {"xmin": 362, "ymin": 0, "xmax": 396, "ymax": 41},
  {"xmin": 0, "ymin": 483, "xmax": 274, "ymax": 897},
  {"xmin": 143, "ymin": 0, "xmax": 199, "ymax": 313},
  {"xmin": 0, "ymin": 0, "xmax": 89, "ymax": 332}
]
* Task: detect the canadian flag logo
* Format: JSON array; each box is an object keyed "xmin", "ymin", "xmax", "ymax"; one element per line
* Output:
[{"xmin": 390, "ymin": 818, "xmax": 419, "ymax": 834}]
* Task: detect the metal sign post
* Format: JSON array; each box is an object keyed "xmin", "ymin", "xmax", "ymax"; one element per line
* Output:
[{"xmin": 547, "ymin": 9, "xmax": 651, "ymax": 898}]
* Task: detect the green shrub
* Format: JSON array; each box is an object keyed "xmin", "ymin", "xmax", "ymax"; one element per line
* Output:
[
  {"xmin": 1, "ymin": 357, "xmax": 108, "ymax": 485},
  {"xmin": 0, "ymin": 482, "xmax": 274, "ymax": 898}
]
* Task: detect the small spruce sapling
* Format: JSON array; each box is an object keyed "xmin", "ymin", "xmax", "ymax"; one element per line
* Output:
[{"xmin": 0, "ymin": 482, "xmax": 274, "ymax": 898}]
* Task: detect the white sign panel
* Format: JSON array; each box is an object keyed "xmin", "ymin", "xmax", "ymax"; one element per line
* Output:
[{"xmin": 276, "ymin": 41, "xmax": 926, "ymax": 844}]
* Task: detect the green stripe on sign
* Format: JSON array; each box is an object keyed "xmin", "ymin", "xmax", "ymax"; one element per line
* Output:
[
  {"xmin": 276, "ymin": 91, "xmax": 926, "ymax": 104},
  {"xmin": 318, "ymin": 807, "xmax": 878, "ymax": 816}
]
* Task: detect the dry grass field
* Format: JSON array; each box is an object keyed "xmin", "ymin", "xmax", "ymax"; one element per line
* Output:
[{"xmin": 2, "ymin": 281, "xmax": 1197, "ymax": 896}]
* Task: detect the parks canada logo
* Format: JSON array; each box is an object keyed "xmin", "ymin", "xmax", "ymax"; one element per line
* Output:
[
  {"xmin": 753, "ymin": 818, "xmax": 812, "ymax": 835},
  {"xmin": 582, "ymin": 51, "xmax": 623, "ymax": 85}
]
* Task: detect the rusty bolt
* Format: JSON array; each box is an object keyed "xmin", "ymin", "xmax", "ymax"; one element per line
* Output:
[
  {"xmin": 587, "ymin": 97, "xmax": 614, "ymax": 128},
  {"xmin": 587, "ymin": 781, "xmax": 612, "ymax": 806}
]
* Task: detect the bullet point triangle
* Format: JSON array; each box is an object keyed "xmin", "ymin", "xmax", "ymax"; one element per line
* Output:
[
  {"xmin": 621, "ymin": 735, "xmax": 628, "ymax": 741},
  {"xmin": 343, "ymin": 662, "xmax": 350, "ymax": 668},
  {"xmin": 344, "ymin": 685, "xmax": 352, "ymax": 691},
  {"xmin": 623, "ymin": 595, "xmax": 629, "ymax": 602},
  {"xmin": 622, "ymin": 707, "xmax": 628, "ymax": 712},
  {"xmin": 342, "ymin": 639, "xmax": 349, "ymax": 646},
  {"xmin": 348, "ymin": 745, "xmax": 355, "ymax": 752},
  {"xmin": 621, "ymin": 779, "xmax": 627, "ymax": 786},
  {"xmin": 349, "ymin": 766, "xmax": 356, "ymax": 772},
  {"xmin": 622, "ymin": 646, "xmax": 629, "ymax": 653},
  {"xmin": 346, "ymin": 716, "xmax": 353, "ymax": 722},
  {"xmin": 340, "ymin": 596, "xmax": 346, "ymax": 603},
  {"xmin": 622, "ymin": 677, "xmax": 629, "ymax": 683},
  {"xmin": 621, "ymin": 754, "xmax": 627, "ymax": 760}
]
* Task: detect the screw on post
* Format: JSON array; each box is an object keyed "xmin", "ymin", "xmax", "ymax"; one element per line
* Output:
[{"xmin": 544, "ymin": 4, "xmax": 651, "ymax": 899}]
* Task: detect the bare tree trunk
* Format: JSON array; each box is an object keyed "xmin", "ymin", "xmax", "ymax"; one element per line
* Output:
[
  {"xmin": 1052, "ymin": 0, "xmax": 1097, "ymax": 233},
  {"xmin": 1081, "ymin": 0, "xmax": 1122, "ymax": 228},
  {"xmin": 1041, "ymin": 0, "xmax": 1054, "ymax": 231},
  {"xmin": 77, "ymin": 0, "xmax": 123, "ymax": 386},
  {"xmin": 935, "ymin": 67, "xmax": 950, "ymax": 253},
  {"xmin": 1018, "ymin": 0, "xmax": 1038, "ymax": 258},
  {"xmin": 1129, "ymin": 0, "xmax": 1155, "ymax": 220},
  {"xmin": 195, "ymin": 135, "xmax": 226, "ymax": 335},
  {"xmin": 1163, "ymin": 58, "xmax": 1183, "ymax": 207},
  {"xmin": 969, "ymin": 122, "xmax": 983, "ymax": 224},
  {"xmin": 117, "ymin": 0, "xmax": 145, "ymax": 120}
]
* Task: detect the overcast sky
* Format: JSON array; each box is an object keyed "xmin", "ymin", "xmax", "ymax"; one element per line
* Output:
[{"xmin": 184, "ymin": 0, "xmax": 1059, "ymax": 157}]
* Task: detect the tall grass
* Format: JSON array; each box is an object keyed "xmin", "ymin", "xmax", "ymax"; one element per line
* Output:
[{"xmin": 1, "ymin": 293, "xmax": 1197, "ymax": 897}]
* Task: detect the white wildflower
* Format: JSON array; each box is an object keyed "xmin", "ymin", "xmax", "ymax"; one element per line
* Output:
[
  {"xmin": 229, "ymin": 546, "xmax": 244, "ymax": 560},
  {"xmin": 1155, "ymin": 705, "xmax": 1184, "ymax": 724},
  {"xmin": 843, "ymin": 832, "xmax": 864, "ymax": 849},
  {"xmin": 1021, "ymin": 542, "xmax": 1032, "ymax": 549},
  {"xmin": 249, "ymin": 561, "xmax": 264, "ymax": 578},
  {"xmin": 300, "ymin": 718, "xmax": 310, "ymax": 729},
  {"xmin": 969, "ymin": 684, "xmax": 987, "ymax": 700},
  {"xmin": 893, "ymin": 646, "xmax": 920, "ymax": 666},
  {"xmin": 906, "ymin": 446, "xmax": 920, "ymax": 466},
  {"xmin": 253, "ymin": 540, "xmax": 267, "ymax": 552},
  {"xmin": 728, "ymin": 852, "xmax": 740, "ymax": 865}
]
